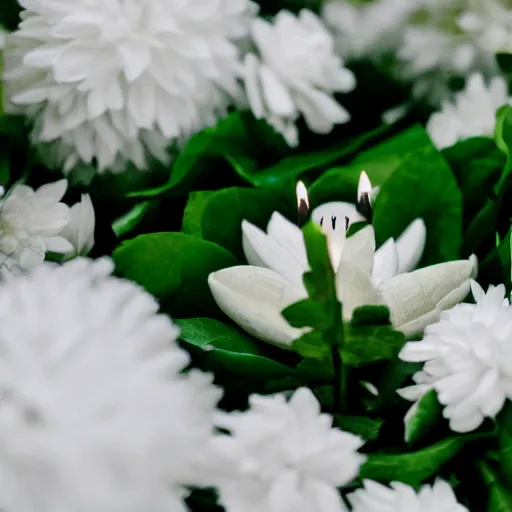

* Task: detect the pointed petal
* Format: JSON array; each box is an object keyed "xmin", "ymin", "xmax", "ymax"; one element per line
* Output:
[
  {"xmin": 373, "ymin": 238, "xmax": 399, "ymax": 285},
  {"xmin": 266, "ymin": 212, "xmax": 308, "ymax": 268},
  {"xmin": 35, "ymin": 179, "xmax": 68, "ymax": 202},
  {"xmin": 337, "ymin": 261, "xmax": 384, "ymax": 320},
  {"xmin": 208, "ymin": 266, "xmax": 306, "ymax": 348},
  {"xmin": 380, "ymin": 257, "xmax": 477, "ymax": 334},
  {"xmin": 241, "ymin": 219, "xmax": 307, "ymax": 285},
  {"xmin": 338, "ymin": 225, "xmax": 375, "ymax": 275},
  {"xmin": 43, "ymin": 236, "xmax": 74, "ymax": 254},
  {"xmin": 396, "ymin": 218, "xmax": 427, "ymax": 273}
]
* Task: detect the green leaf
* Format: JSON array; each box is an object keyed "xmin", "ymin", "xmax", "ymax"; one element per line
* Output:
[
  {"xmin": 176, "ymin": 318, "xmax": 296, "ymax": 380},
  {"xmin": 182, "ymin": 191, "xmax": 216, "ymax": 237},
  {"xmin": 343, "ymin": 323, "xmax": 405, "ymax": 366},
  {"xmin": 405, "ymin": 388, "xmax": 443, "ymax": 445},
  {"xmin": 201, "ymin": 187, "xmax": 292, "ymax": 261},
  {"xmin": 442, "ymin": 137, "xmax": 504, "ymax": 220},
  {"xmin": 251, "ymin": 124, "xmax": 391, "ymax": 187},
  {"xmin": 282, "ymin": 299, "xmax": 331, "ymax": 330},
  {"xmin": 333, "ymin": 414, "xmax": 384, "ymax": 441},
  {"xmin": 113, "ymin": 233, "xmax": 237, "ymax": 317},
  {"xmin": 292, "ymin": 331, "xmax": 330, "ymax": 360},
  {"xmin": 480, "ymin": 461, "xmax": 512, "ymax": 512},
  {"xmin": 309, "ymin": 125, "xmax": 432, "ymax": 205},
  {"xmin": 495, "ymin": 105, "xmax": 512, "ymax": 193},
  {"xmin": 499, "ymin": 402, "xmax": 512, "ymax": 488},
  {"xmin": 359, "ymin": 437, "xmax": 466, "ymax": 485},
  {"xmin": 111, "ymin": 201, "xmax": 153, "ymax": 237},
  {"xmin": 351, "ymin": 305, "xmax": 391, "ymax": 326},
  {"xmin": 373, "ymin": 146, "xmax": 463, "ymax": 265}
]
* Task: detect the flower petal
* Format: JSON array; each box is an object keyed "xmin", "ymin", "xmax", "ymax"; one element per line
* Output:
[
  {"xmin": 373, "ymin": 238, "xmax": 399, "ymax": 285},
  {"xmin": 241, "ymin": 219, "xmax": 307, "ymax": 286},
  {"xmin": 395, "ymin": 218, "xmax": 427, "ymax": 273},
  {"xmin": 338, "ymin": 224, "xmax": 375, "ymax": 275},
  {"xmin": 208, "ymin": 266, "xmax": 306, "ymax": 348},
  {"xmin": 380, "ymin": 256, "xmax": 477, "ymax": 335},
  {"xmin": 337, "ymin": 261, "xmax": 384, "ymax": 320},
  {"xmin": 266, "ymin": 212, "xmax": 308, "ymax": 269}
]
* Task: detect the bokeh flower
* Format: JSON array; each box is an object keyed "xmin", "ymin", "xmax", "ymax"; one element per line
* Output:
[
  {"xmin": 243, "ymin": 9, "xmax": 355, "ymax": 146},
  {"xmin": 212, "ymin": 387, "xmax": 365, "ymax": 512},
  {"xmin": 4, "ymin": 0, "xmax": 257, "ymax": 173},
  {"xmin": 0, "ymin": 257, "xmax": 221, "ymax": 511}
]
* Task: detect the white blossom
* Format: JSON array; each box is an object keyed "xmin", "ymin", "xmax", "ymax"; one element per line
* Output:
[
  {"xmin": 212, "ymin": 387, "xmax": 365, "ymax": 512},
  {"xmin": 322, "ymin": 0, "xmax": 420, "ymax": 61},
  {"xmin": 61, "ymin": 193, "xmax": 95, "ymax": 257},
  {"xmin": 0, "ymin": 179, "xmax": 73, "ymax": 277},
  {"xmin": 3, "ymin": 0, "xmax": 257, "ymax": 174},
  {"xmin": 427, "ymin": 73, "xmax": 510, "ymax": 149},
  {"xmin": 399, "ymin": 281, "xmax": 512, "ymax": 433},
  {"xmin": 243, "ymin": 9, "xmax": 355, "ymax": 147},
  {"xmin": 208, "ymin": 209, "xmax": 476, "ymax": 348},
  {"xmin": 0, "ymin": 257, "xmax": 221, "ymax": 512},
  {"xmin": 399, "ymin": 0, "xmax": 512, "ymax": 102},
  {"xmin": 347, "ymin": 479, "xmax": 468, "ymax": 512}
]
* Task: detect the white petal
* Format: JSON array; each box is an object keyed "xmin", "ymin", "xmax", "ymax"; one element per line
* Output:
[
  {"xmin": 259, "ymin": 64, "xmax": 296, "ymax": 118},
  {"xmin": 35, "ymin": 179, "xmax": 68, "ymax": 202},
  {"xmin": 44, "ymin": 236, "xmax": 74, "ymax": 254},
  {"xmin": 396, "ymin": 218, "xmax": 427, "ymax": 273},
  {"xmin": 266, "ymin": 212, "xmax": 308, "ymax": 269},
  {"xmin": 61, "ymin": 194, "xmax": 95, "ymax": 256},
  {"xmin": 241, "ymin": 220, "xmax": 307, "ymax": 286},
  {"xmin": 380, "ymin": 257, "xmax": 477, "ymax": 334},
  {"xmin": 208, "ymin": 266, "xmax": 306, "ymax": 348},
  {"xmin": 338, "ymin": 224, "xmax": 375, "ymax": 275},
  {"xmin": 373, "ymin": 238, "xmax": 399, "ymax": 285},
  {"xmin": 243, "ymin": 53, "xmax": 265, "ymax": 119}
]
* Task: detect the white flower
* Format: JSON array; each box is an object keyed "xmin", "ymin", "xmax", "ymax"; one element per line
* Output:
[
  {"xmin": 0, "ymin": 257, "xmax": 221, "ymax": 512},
  {"xmin": 212, "ymin": 387, "xmax": 365, "ymax": 512},
  {"xmin": 427, "ymin": 73, "xmax": 510, "ymax": 149},
  {"xmin": 4, "ymin": 0, "xmax": 256, "ymax": 174},
  {"xmin": 243, "ymin": 9, "xmax": 355, "ymax": 147},
  {"xmin": 0, "ymin": 179, "xmax": 73, "ymax": 277},
  {"xmin": 322, "ymin": 0, "xmax": 419, "ymax": 61},
  {"xmin": 61, "ymin": 193, "xmax": 95, "ymax": 257},
  {"xmin": 347, "ymin": 479, "xmax": 468, "ymax": 512},
  {"xmin": 0, "ymin": 27, "xmax": 7, "ymax": 50},
  {"xmin": 399, "ymin": 0, "xmax": 512, "ymax": 102},
  {"xmin": 208, "ymin": 205, "xmax": 476, "ymax": 348},
  {"xmin": 399, "ymin": 281, "xmax": 512, "ymax": 433}
]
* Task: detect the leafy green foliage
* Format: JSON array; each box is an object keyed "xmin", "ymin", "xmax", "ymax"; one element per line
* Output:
[
  {"xmin": 309, "ymin": 125, "xmax": 431, "ymax": 205},
  {"xmin": 113, "ymin": 233, "xmax": 237, "ymax": 317},
  {"xmin": 373, "ymin": 146, "xmax": 463, "ymax": 265},
  {"xmin": 360, "ymin": 437, "xmax": 466, "ymax": 485},
  {"xmin": 181, "ymin": 191, "xmax": 216, "ymax": 237},
  {"xmin": 405, "ymin": 389, "xmax": 443, "ymax": 445},
  {"xmin": 499, "ymin": 403, "xmax": 512, "ymax": 489},
  {"xmin": 333, "ymin": 414, "xmax": 384, "ymax": 441},
  {"xmin": 176, "ymin": 317, "xmax": 297, "ymax": 380},
  {"xmin": 201, "ymin": 187, "xmax": 292, "ymax": 261}
]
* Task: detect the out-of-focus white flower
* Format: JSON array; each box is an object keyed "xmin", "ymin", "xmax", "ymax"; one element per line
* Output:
[
  {"xmin": 322, "ymin": 0, "xmax": 420, "ymax": 61},
  {"xmin": 0, "ymin": 257, "xmax": 221, "ymax": 512},
  {"xmin": 243, "ymin": 9, "xmax": 355, "ymax": 147},
  {"xmin": 209, "ymin": 217, "xmax": 475, "ymax": 348},
  {"xmin": 61, "ymin": 194, "xmax": 95, "ymax": 257},
  {"xmin": 399, "ymin": 281, "xmax": 512, "ymax": 433},
  {"xmin": 348, "ymin": 479, "xmax": 468, "ymax": 512},
  {"xmin": 4, "ymin": 0, "xmax": 257, "ymax": 174},
  {"xmin": 399, "ymin": 0, "xmax": 512, "ymax": 102},
  {"xmin": 427, "ymin": 73, "xmax": 510, "ymax": 149},
  {"xmin": 0, "ymin": 179, "xmax": 73, "ymax": 277},
  {"xmin": 0, "ymin": 27, "xmax": 7, "ymax": 49},
  {"xmin": 212, "ymin": 387, "xmax": 365, "ymax": 512}
]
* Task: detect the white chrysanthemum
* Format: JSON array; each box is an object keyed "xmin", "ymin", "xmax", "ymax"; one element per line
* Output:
[
  {"xmin": 0, "ymin": 179, "xmax": 73, "ymax": 277},
  {"xmin": 399, "ymin": 0, "xmax": 512, "ymax": 102},
  {"xmin": 347, "ymin": 479, "xmax": 468, "ymax": 512},
  {"xmin": 399, "ymin": 281, "xmax": 512, "ymax": 433},
  {"xmin": 0, "ymin": 257, "xmax": 221, "ymax": 512},
  {"xmin": 211, "ymin": 387, "xmax": 366, "ymax": 512},
  {"xmin": 322, "ymin": 0, "xmax": 420, "ymax": 61},
  {"xmin": 4, "ymin": 0, "xmax": 256, "ymax": 174},
  {"xmin": 243, "ymin": 9, "xmax": 356, "ymax": 147},
  {"xmin": 427, "ymin": 73, "xmax": 510, "ymax": 149}
]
